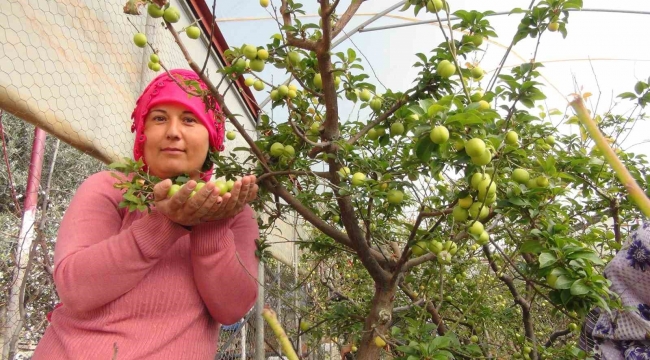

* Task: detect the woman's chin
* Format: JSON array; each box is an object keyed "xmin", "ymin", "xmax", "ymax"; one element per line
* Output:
[{"xmin": 150, "ymin": 166, "xmax": 201, "ymax": 180}]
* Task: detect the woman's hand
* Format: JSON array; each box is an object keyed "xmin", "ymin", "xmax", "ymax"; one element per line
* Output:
[
  {"xmin": 153, "ymin": 179, "xmax": 223, "ymax": 226},
  {"xmin": 200, "ymin": 175, "xmax": 258, "ymax": 222}
]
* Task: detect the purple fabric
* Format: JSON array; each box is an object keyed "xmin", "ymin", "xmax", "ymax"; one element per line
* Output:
[{"xmin": 590, "ymin": 223, "xmax": 650, "ymax": 359}]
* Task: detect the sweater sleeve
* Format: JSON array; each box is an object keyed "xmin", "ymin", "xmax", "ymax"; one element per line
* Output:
[
  {"xmin": 53, "ymin": 171, "xmax": 190, "ymax": 313},
  {"xmin": 189, "ymin": 205, "xmax": 260, "ymax": 325}
]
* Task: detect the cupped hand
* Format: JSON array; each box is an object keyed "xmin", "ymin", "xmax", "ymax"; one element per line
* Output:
[
  {"xmin": 153, "ymin": 179, "xmax": 223, "ymax": 226},
  {"xmin": 200, "ymin": 175, "xmax": 259, "ymax": 222}
]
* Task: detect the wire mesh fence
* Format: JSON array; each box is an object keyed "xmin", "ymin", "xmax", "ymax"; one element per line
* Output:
[
  {"xmin": 0, "ymin": 0, "xmax": 260, "ymax": 164},
  {"xmin": 0, "ymin": 111, "xmax": 106, "ymax": 359},
  {"xmin": 214, "ymin": 258, "xmax": 345, "ymax": 360}
]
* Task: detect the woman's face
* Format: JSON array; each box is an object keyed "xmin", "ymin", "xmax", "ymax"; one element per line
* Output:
[{"xmin": 142, "ymin": 103, "xmax": 210, "ymax": 180}]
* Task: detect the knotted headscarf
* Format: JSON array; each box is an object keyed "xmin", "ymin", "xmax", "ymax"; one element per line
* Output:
[{"xmin": 130, "ymin": 69, "xmax": 225, "ymax": 181}]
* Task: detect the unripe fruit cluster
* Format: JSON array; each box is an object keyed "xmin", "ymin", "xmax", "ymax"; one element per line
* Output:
[{"xmin": 167, "ymin": 179, "xmax": 235, "ymax": 199}]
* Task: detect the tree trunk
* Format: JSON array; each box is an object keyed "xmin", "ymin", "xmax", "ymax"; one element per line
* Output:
[{"xmin": 356, "ymin": 283, "xmax": 397, "ymax": 360}]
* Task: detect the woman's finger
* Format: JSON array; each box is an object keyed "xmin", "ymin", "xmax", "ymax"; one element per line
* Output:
[
  {"xmin": 210, "ymin": 191, "xmax": 232, "ymax": 215},
  {"xmin": 247, "ymin": 184, "xmax": 259, "ymax": 203},
  {"xmin": 153, "ymin": 179, "xmax": 173, "ymax": 202},
  {"xmin": 235, "ymin": 178, "xmax": 251, "ymax": 207},
  {"xmin": 193, "ymin": 185, "xmax": 220, "ymax": 218},
  {"xmin": 174, "ymin": 181, "xmax": 197, "ymax": 210},
  {"xmin": 224, "ymin": 180, "xmax": 243, "ymax": 213}
]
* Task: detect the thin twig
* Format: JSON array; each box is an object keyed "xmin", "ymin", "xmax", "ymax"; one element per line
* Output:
[
  {"xmin": 200, "ymin": 0, "xmax": 219, "ymax": 75},
  {"xmin": 432, "ymin": 2, "xmax": 470, "ymax": 100},
  {"xmin": 486, "ymin": 0, "xmax": 536, "ymax": 92},
  {"xmin": 0, "ymin": 110, "xmax": 21, "ymax": 215},
  {"xmin": 545, "ymin": 328, "xmax": 572, "ymax": 347},
  {"xmin": 257, "ymin": 170, "xmax": 331, "ymax": 183}
]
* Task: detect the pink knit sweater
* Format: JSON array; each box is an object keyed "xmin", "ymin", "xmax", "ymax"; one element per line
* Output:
[{"xmin": 32, "ymin": 171, "xmax": 259, "ymax": 359}]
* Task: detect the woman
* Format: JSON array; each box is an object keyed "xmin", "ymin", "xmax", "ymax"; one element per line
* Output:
[
  {"xmin": 32, "ymin": 69, "xmax": 260, "ymax": 359},
  {"xmin": 580, "ymin": 222, "xmax": 650, "ymax": 359}
]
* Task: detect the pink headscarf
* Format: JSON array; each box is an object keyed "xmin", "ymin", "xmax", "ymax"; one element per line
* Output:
[{"xmin": 130, "ymin": 69, "xmax": 225, "ymax": 181}]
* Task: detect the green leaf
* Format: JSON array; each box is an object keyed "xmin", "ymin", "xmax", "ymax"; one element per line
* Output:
[
  {"xmin": 570, "ymin": 279, "xmax": 591, "ymax": 295},
  {"xmin": 508, "ymin": 197, "xmax": 530, "ymax": 207},
  {"xmin": 510, "ymin": 7, "xmax": 528, "ymax": 14},
  {"xmin": 419, "ymin": 99, "xmax": 436, "ymax": 113},
  {"xmin": 591, "ymin": 294, "xmax": 611, "ymax": 314},
  {"xmin": 513, "ymin": 29, "xmax": 529, "ymax": 45},
  {"xmin": 563, "ymin": 0, "xmax": 583, "ymax": 10},
  {"xmin": 409, "ymin": 105, "xmax": 426, "ymax": 116},
  {"xmin": 347, "ymin": 48, "xmax": 356, "ymax": 63},
  {"xmin": 568, "ymin": 251, "xmax": 604, "ymax": 265},
  {"xmin": 123, "ymin": 193, "xmax": 139, "ymax": 203},
  {"xmin": 431, "ymin": 336, "xmax": 451, "ymax": 349},
  {"xmin": 557, "ymin": 172, "xmax": 577, "ymax": 181},
  {"xmin": 558, "ymin": 289, "xmax": 571, "ymax": 305},
  {"xmin": 464, "ymin": 344, "xmax": 483, "ymax": 355},
  {"xmin": 618, "ymin": 92, "xmax": 638, "ymax": 100},
  {"xmin": 520, "ymin": 240, "xmax": 544, "ymax": 253},
  {"xmin": 434, "ymin": 350, "xmax": 454, "ymax": 359},
  {"xmin": 554, "ymin": 275, "xmax": 574, "ymax": 290},
  {"xmin": 108, "ymin": 162, "xmax": 127, "ymax": 169},
  {"xmin": 445, "ymin": 112, "xmax": 484, "ymax": 125},
  {"xmin": 539, "ymin": 252, "xmax": 557, "ymax": 268},
  {"xmin": 416, "ymin": 136, "xmax": 436, "ymax": 163}
]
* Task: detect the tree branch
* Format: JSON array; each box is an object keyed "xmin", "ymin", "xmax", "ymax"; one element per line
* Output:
[
  {"xmin": 482, "ymin": 244, "xmax": 537, "ymax": 360},
  {"xmin": 392, "ymin": 207, "xmax": 453, "ymax": 282},
  {"xmin": 400, "ymin": 284, "xmax": 446, "ymax": 335},
  {"xmin": 163, "ymin": 21, "xmax": 392, "ymax": 273},
  {"xmin": 347, "ymin": 95, "xmax": 410, "ymax": 145},
  {"xmin": 544, "ymin": 328, "xmax": 571, "ymax": 347},
  {"xmin": 200, "ymin": 0, "xmax": 219, "ymax": 75},
  {"xmin": 611, "ymin": 197, "xmax": 621, "ymax": 244},
  {"xmin": 280, "ymin": 0, "xmax": 318, "ymax": 51},
  {"xmin": 331, "ymin": 0, "xmax": 364, "ymax": 39},
  {"xmin": 164, "ymin": 22, "xmax": 272, "ymax": 175},
  {"xmin": 257, "ymin": 170, "xmax": 331, "ymax": 183},
  {"xmin": 432, "ymin": 2, "xmax": 471, "ymax": 100},
  {"xmin": 0, "ymin": 110, "xmax": 22, "ymax": 215},
  {"xmin": 338, "ymin": 195, "xmax": 391, "ymax": 283},
  {"xmin": 262, "ymin": 178, "xmax": 349, "ymax": 246},
  {"xmin": 393, "ymin": 299, "xmax": 425, "ymax": 312},
  {"xmin": 286, "ymin": 100, "xmax": 331, "ymax": 148},
  {"xmin": 575, "ymin": 173, "xmax": 612, "ymax": 201}
]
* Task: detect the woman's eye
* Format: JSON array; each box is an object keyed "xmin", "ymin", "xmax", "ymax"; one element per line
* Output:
[
  {"xmin": 153, "ymin": 116, "xmax": 166, "ymax": 122},
  {"xmin": 184, "ymin": 117, "xmax": 198, "ymax": 123}
]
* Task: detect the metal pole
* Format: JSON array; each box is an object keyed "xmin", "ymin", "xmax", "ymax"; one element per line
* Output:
[
  {"xmin": 359, "ymin": 8, "xmax": 650, "ymax": 33},
  {"xmin": 255, "ymin": 261, "xmax": 265, "ymax": 360},
  {"xmin": 2, "ymin": 127, "xmax": 47, "ymax": 359},
  {"xmin": 241, "ymin": 322, "xmax": 247, "ymax": 360},
  {"xmin": 276, "ymin": 261, "xmax": 282, "ymax": 358},
  {"xmin": 257, "ymin": 1, "xmax": 407, "ymax": 109},
  {"xmin": 292, "ymin": 213, "xmax": 300, "ymax": 358}
]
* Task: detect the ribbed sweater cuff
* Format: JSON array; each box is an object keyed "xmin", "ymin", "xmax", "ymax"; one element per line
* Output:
[
  {"xmin": 191, "ymin": 222, "xmax": 235, "ymax": 255},
  {"xmin": 131, "ymin": 211, "xmax": 190, "ymax": 259}
]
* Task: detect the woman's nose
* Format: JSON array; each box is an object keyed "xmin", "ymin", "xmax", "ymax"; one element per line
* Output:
[{"xmin": 165, "ymin": 118, "xmax": 182, "ymax": 139}]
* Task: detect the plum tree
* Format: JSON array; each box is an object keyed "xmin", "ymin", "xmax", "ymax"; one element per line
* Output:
[{"xmin": 114, "ymin": 1, "xmax": 650, "ymax": 359}]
